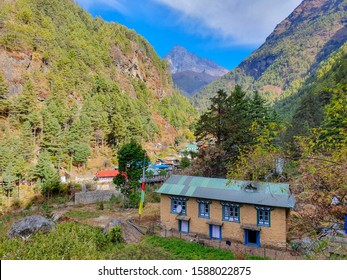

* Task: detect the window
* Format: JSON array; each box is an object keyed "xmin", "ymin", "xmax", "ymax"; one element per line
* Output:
[
  {"xmin": 256, "ymin": 206, "xmax": 272, "ymax": 226},
  {"xmin": 179, "ymin": 220, "xmax": 189, "ymax": 233},
  {"xmin": 197, "ymin": 199, "xmax": 211, "ymax": 218},
  {"xmin": 223, "ymin": 206, "xmax": 240, "ymax": 222},
  {"xmin": 209, "ymin": 225, "xmax": 222, "ymax": 240},
  {"xmin": 170, "ymin": 196, "xmax": 187, "ymax": 215},
  {"xmin": 221, "ymin": 202, "xmax": 240, "ymax": 222}
]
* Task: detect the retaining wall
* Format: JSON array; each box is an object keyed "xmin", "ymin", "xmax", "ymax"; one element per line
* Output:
[{"xmin": 74, "ymin": 190, "xmax": 120, "ymax": 205}]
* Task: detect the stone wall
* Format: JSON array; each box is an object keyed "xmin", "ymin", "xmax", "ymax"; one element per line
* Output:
[
  {"xmin": 159, "ymin": 229, "xmax": 301, "ymax": 260},
  {"xmin": 74, "ymin": 190, "xmax": 120, "ymax": 205}
]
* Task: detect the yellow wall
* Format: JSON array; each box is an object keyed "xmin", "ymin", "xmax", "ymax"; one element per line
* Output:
[{"xmin": 160, "ymin": 194, "xmax": 288, "ymax": 248}]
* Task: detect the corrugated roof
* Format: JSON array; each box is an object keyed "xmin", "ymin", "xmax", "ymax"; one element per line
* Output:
[
  {"xmin": 95, "ymin": 170, "xmax": 127, "ymax": 178},
  {"xmin": 157, "ymin": 175, "xmax": 295, "ymax": 208}
]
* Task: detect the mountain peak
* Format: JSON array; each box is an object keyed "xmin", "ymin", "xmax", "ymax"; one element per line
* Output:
[
  {"xmin": 164, "ymin": 46, "xmax": 228, "ymax": 77},
  {"xmin": 193, "ymin": 0, "xmax": 347, "ymax": 111},
  {"xmin": 164, "ymin": 46, "xmax": 228, "ymax": 97}
]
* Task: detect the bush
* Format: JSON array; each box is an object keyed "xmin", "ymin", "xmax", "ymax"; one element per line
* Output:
[
  {"xmin": 107, "ymin": 225, "xmax": 124, "ymax": 244},
  {"xmin": 145, "ymin": 186, "xmax": 160, "ymax": 203},
  {"xmin": 11, "ymin": 198, "xmax": 21, "ymax": 210},
  {"xmin": 108, "ymin": 194, "xmax": 122, "ymax": 210},
  {"xmin": 127, "ymin": 191, "xmax": 140, "ymax": 208},
  {"xmin": 96, "ymin": 200, "xmax": 104, "ymax": 210},
  {"xmin": 59, "ymin": 183, "xmax": 69, "ymax": 195},
  {"xmin": 0, "ymin": 222, "xmax": 114, "ymax": 260}
]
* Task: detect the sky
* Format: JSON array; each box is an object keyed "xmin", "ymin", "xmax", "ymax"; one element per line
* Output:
[{"xmin": 75, "ymin": 0, "xmax": 302, "ymax": 70}]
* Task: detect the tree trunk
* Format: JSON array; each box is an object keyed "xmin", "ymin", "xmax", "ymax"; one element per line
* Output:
[{"xmin": 7, "ymin": 190, "xmax": 10, "ymax": 208}]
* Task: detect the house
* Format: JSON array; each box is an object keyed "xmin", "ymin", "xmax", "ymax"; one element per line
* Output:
[
  {"xmin": 156, "ymin": 175, "xmax": 295, "ymax": 249},
  {"xmin": 94, "ymin": 170, "xmax": 124, "ymax": 183},
  {"xmin": 179, "ymin": 144, "xmax": 199, "ymax": 158},
  {"xmin": 139, "ymin": 163, "xmax": 171, "ymax": 184}
]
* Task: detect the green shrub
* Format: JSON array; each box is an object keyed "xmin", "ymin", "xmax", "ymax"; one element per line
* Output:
[
  {"xmin": 11, "ymin": 198, "xmax": 21, "ymax": 210},
  {"xmin": 145, "ymin": 186, "xmax": 160, "ymax": 203},
  {"xmin": 127, "ymin": 191, "xmax": 140, "ymax": 208},
  {"xmin": 0, "ymin": 222, "xmax": 115, "ymax": 260},
  {"xmin": 59, "ymin": 183, "xmax": 69, "ymax": 194},
  {"xmin": 96, "ymin": 200, "xmax": 104, "ymax": 210},
  {"xmin": 107, "ymin": 225, "xmax": 124, "ymax": 244}
]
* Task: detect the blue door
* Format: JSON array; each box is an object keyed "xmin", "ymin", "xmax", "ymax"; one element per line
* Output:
[{"xmin": 244, "ymin": 229, "xmax": 260, "ymax": 247}]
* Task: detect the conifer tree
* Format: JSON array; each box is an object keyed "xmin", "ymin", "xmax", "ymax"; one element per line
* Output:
[
  {"xmin": 20, "ymin": 121, "xmax": 34, "ymax": 161},
  {"xmin": 0, "ymin": 73, "xmax": 10, "ymax": 116},
  {"xmin": 13, "ymin": 79, "xmax": 37, "ymax": 122},
  {"xmin": 34, "ymin": 150, "xmax": 60, "ymax": 197},
  {"xmin": 42, "ymin": 116, "xmax": 62, "ymax": 156},
  {"xmin": 318, "ymin": 84, "xmax": 347, "ymax": 149},
  {"xmin": 195, "ymin": 89, "xmax": 230, "ymax": 146}
]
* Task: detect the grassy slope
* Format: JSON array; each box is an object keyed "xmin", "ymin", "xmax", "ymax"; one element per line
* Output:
[{"xmin": 0, "ymin": 211, "xmax": 265, "ymax": 260}]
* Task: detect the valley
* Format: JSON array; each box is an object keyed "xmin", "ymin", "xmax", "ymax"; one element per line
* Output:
[{"xmin": 0, "ymin": 0, "xmax": 346, "ymax": 261}]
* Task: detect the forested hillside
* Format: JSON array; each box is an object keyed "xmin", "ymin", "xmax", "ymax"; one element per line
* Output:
[
  {"xmin": 282, "ymin": 42, "xmax": 347, "ymax": 144},
  {"xmin": 193, "ymin": 0, "xmax": 347, "ymax": 111},
  {"xmin": 0, "ymin": 0, "xmax": 196, "ymax": 185},
  {"xmin": 187, "ymin": 43, "xmax": 347, "ymax": 245}
]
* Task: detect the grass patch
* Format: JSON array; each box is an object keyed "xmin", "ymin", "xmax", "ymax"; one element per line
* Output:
[
  {"xmin": 0, "ymin": 222, "xmax": 116, "ymax": 260},
  {"xmin": 64, "ymin": 210, "xmax": 101, "ymax": 220},
  {"xmin": 0, "ymin": 212, "xmax": 267, "ymax": 260},
  {"xmin": 142, "ymin": 236, "xmax": 236, "ymax": 260}
]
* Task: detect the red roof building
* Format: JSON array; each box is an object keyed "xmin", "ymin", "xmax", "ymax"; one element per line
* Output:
[{"xmin": 94, "ymin": 170, "xmax": 126, "ymax": 182}]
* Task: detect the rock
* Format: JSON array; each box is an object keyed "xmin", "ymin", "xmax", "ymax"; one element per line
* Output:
[
  {"xmin": 8, "ymin": 215, "xmax": 55, "ymax": 240},
  {"xmin": 103, "ymin": 218, "xmax": 122, "ymax": 234}
]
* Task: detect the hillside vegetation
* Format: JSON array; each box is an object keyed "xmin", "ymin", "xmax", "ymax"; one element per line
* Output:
[
  {"xmin": 193, "ymin": 0, "xmax": 347, "ymax": 112},
  {"xmin": 0, "ymin": 0, "xmax": 197, "ymax": 196}
]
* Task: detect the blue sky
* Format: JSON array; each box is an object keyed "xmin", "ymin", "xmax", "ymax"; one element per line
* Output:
[{"xmin": 75, "ymin": 0, "xmax": 302, "ymax": 70}]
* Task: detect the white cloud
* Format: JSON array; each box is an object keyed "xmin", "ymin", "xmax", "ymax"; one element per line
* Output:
[
  {"xmin": 75, "ymin": 0, "xmax": 127, "ymax": 13},
  {"xmin": 153, "ymin": 0, "xmax": 303, "ymax": 46}
]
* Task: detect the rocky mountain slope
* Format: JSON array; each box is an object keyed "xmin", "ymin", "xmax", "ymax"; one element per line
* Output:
[
  {"xmin": 193, "ymin": 0, "xmax": 347, "ymax": 111},
  {"xmin": 0, "ymin": 0, "xmax": 196, "ymax": 176},
  {"xmin": 164, "ymin": 46, "xmax": 228, "ymax": 97}
]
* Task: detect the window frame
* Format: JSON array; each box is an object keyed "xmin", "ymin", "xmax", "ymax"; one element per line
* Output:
[
  {"xmin": 178, "ymin": 220, "xmax": 189, "ymax": 233},
  {"xmin": 256, "ymin": 206, "xmax": 272, "ymax": 227},
  {"xmin": 197, "ymin": 199, "xmax": 211, "ymax": 219},
  {"xmin": 209, "ymin": 224, "xmax": 222, "ymax": 240},
  {"xmin": 170, "ymin": 196, "xmax": 188, "ymax": 215},
  {"xmin": 221, "ymin": 202, "xmax": 241, "ymax": 223}
]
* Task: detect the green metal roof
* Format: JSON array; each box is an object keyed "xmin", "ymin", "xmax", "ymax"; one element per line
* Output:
[
  {"xmin": 157, "ymin": 175, "xmax": 295, "ymax": 208},
  {"xmin": 185, "ymin": 144, "xmax": 199, "ymax": 150}
]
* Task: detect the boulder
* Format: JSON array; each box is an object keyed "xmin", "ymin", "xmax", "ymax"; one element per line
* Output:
[
  {"xmin": 9, "ymin": 215, "xmax": 55, "ymax": 240},
  {"xmin": 103, "ymin": 219, "xmax": 122, "ymax": 234}
]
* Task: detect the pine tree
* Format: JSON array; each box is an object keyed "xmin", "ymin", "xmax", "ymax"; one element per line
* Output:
[
  {"xmin": 20, "ymin": 121, "xmax": 34, "ymax": 161},
  {"xmin": 2, "ymin": 163, "xmax": 17, "ymax": 207},
  {"xmin": 107, "ymin": 113, "xmax": 127, "ymax": 148},
  {"xmin": 0, "ymin": 73, "xmax": 10, "ymax": 116},
  {"xmin": 69, "ymin": 142, "xmax": 90, "ymax": 167},
  {"xmin": 34, "ymin": 150, "xmax": 60, "ymax": 197},
  {"xmin": 195, "ymin": 89, "xmax": 230, "ymax": 146},
  {"xmin": 13, "ymin": 79, "xmax": 37, "ymax": 122},
  {"xmin": 318, "ymin": 84, "xmax": 347, "ymax": 149},
  {"xmin": 42, "ymin": 116, "xmax": 62, "ymax": 156}
]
